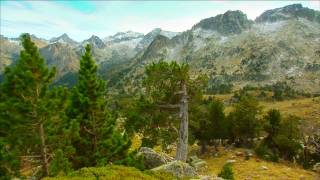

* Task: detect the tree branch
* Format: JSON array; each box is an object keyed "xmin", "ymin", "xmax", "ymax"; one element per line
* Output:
[
  {"xmin": 84, "ymin": 126, "xmax": 95, "ymax": 135},
  {"xmin": 157, "ymin": 104, "xmax": 180, "ymax": 109}
]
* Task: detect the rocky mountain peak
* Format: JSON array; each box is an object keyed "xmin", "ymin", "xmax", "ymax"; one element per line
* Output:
[
  {"xmin": 135, "ymin": 28, "xmax": 180, "ymax": 51},
  {"xmin": 105, "ymin": 31, "xmax": 144, "ymax": 43},
  {"xmin": 255, "ymin": 4, "xmax": 320, "ymax": 23},
  {"xmin": 83, "ymin": 35, "xmax": 105, "ymax": 48},
  {"xmin": 192, "ymin": 10, "xmax": 252, "ymax": 35},
  {"xmin": 50, "ymin": 33, "xmax": 77, "ymax": 45}
]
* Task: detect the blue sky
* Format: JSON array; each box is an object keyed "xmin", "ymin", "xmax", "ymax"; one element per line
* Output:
[{"xmin": 1, "ymin": 1, "xmax": 319, "ymax": 41}]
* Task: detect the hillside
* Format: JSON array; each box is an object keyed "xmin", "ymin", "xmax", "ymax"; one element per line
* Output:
[
  {"xmin": 0, "ymin": 29, "xmax": 179, "ymax": 86},
  {"xmin": 113, "ymin": 4, "xmax": 320, "ymax": 94}
]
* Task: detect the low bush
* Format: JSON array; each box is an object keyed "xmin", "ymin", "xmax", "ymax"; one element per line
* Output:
[{"xmin": 218, "ymin": 163, "xmax": 235, "ymax": 180}]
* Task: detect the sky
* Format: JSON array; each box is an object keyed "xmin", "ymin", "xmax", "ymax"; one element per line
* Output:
[{"xmin": 1, "ymin": 1, "xmax": 319, "ymax": 41}]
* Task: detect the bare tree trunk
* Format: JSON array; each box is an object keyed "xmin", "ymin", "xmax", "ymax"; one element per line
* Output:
[
  {"xmin": 175, "ymin": 83, "xmax": 188, "ymax": 162},
  {"xmin": 200, "ymin": 140, "xmax": 207, "ymax": 154},
  {"xmin": 39, "ymin": 123, "xmax": 49, "ymax": 176}
]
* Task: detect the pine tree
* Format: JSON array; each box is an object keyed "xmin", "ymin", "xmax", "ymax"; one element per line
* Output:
[
  {"xmin": 141, "ymin": 61, "xmax": 207, "ymax": 162},
  {"xmin": 0, "ymin": 33, "xmax": 57, "ymax": 177},
  {"xmin": 228, "ymin": 95, "xmax": 262, "ymax": 147},
  {"xmin": 66, "ymin": 44, "xmax": 134, "ymax": 168},
  {"xmin": 191, "ymin": 98, "xmax": 228, "ymax": 154},
  {"xmin": 264, "ymin": 109, "xmax": 281, "ymax": 146}
]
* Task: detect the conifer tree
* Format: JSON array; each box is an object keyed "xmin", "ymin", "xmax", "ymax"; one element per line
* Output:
[
  {"xmin": 191, "ymin": 98, "xmax": 228, "ymax": 154},
  {"xmin": 140, "ymin": 61, "xmax": 207, "ymax": 162},
  {"xmin": 66, "ymin": 44, "xmax": 134, "ymax": 168},
  {"xmin": 228, "ymin": 95, "xmax": 262, "ymax": 147},
  {"xmin": 0, "ymin": 33, "xmax": 57, "ymax": 177}
]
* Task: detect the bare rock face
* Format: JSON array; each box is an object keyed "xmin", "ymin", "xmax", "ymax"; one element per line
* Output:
[
  {"xmin": 151, "ymin": 160, "xmax": 197, "ymax": 178},
  {"xmin": 138, "ymin": 147, "xmax": 173, "ymax": 169},
  {"xmin": 255, "ymin": 4, "xmax": 320, "ymax": 23},
  {"xmin": 192, "ymin": 10, "xmax": 253, "ymax": 35}
]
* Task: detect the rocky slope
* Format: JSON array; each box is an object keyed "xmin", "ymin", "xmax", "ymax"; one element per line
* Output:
[
  {"xmin": 111, "ymin": 4, "xmax": 320, "ymax": 94},
  {"xmin": 0, "ymin": 28, "xmax": 179, "ymax": 83}
]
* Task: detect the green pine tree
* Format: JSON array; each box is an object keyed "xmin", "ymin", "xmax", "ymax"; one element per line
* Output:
[
  {"xmin": 0, "ymin": 33, "xmax": 59, "ymax": 177},
  {"xmin": 191, "ymin": 98, "xmax": 229, "ymax": 154},
  {"xmin": 66, "ymin": 44, "xmax": 136, "ymax": 169},
  {"xmin": 228, "ymin": 95, "xmax": 262, "ymax": 147}
]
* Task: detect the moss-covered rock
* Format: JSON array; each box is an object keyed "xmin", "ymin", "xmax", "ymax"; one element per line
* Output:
[
  {"xmin": 152, "ymin": 160, "xmax": 197, "ymax": 178},
  {"xmin": 138, "ymin": 147, "xmax": 174, "ymax": 169}
]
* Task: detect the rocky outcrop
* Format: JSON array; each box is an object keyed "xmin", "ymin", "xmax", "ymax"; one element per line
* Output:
[
  {"xmin": 82, "ymin": 35, "xmax": 105, "ymax": 48},
  {"xmin": 192, "ymin": 10, "xmax": 253, "ymax": 35},
  {"xmin": 187, "ymin": 156, "xmax": 207, "ymax": 170},
  {"xmin": 138, "ymin": 147, "xmax": 173, "ymax": 169},
  {"xmin": 255, "ymin": 4, "xmax": 320, "ymax": 23},
  {"xmin": 49, "ymin": 33, "xmax": 78, "ymax": 46},
  {"xmin": 151, "ymin": 160, "xmax": 197, "ymax": 178}
]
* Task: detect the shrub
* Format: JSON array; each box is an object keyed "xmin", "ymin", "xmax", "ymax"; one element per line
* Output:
[
  {"xmin": 43, "ymin": 165, "xmax": 177, "ymax": 180},
  {"xmin": 255, "ymin": 143, "xmax": 279, "ymax": 162},
  {"xmin": 218, "ymin": 163, "xmax": 235, "ymax": 180}
]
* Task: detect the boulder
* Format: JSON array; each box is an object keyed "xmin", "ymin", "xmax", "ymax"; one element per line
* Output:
[
  {"xmin": 188, "ymin": 156, "xmax": 207, "ymax": 170},
  {"xmin": 260, "ymin": 166, "xmax": 268, "ymax": 170},
  {"xmin": 152, "ymin": 160, "xmax": 197, "ymax": 178},
  {"xmin": 138, "ymin": 147, "xmax": 173, "ymax": 169},
  {"xmin": 226, "ymin": 159, "xmax": 236, "ymax": 164},
  {"xmin": 235, "ymin": 151, "xmax": 244, "ymax": 156}
]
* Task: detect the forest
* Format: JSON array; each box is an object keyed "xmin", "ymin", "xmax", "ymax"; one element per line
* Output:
[{"xmin": 0, "ymin": 34, "xmax": 319, "ymax": 179}]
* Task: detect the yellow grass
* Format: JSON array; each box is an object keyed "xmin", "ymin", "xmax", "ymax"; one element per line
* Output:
[
  {"xmin": 200, "ymin": 148, "xmax": 319, "ymax": 180},
  {"xmin": 260, "ymin": 97, "xmax": 320, "ymax": 124},
  {"xmin": 209, "ymin": 94, "xmax": 320, "ymax": 124}
]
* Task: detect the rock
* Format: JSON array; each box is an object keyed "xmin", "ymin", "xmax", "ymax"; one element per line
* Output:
[
  {"xmin": 152, "ymin": 160, "xmax": 197, "ymax": 178},
  {"xmin": 260, "ymin": 166, "xmax": 268, "ymax": 170},
  {"xmin": 226, "ymin": 159, "xmax": 236, "ymax": 164},
  {"xmin": 188, "ymin": 156, "xmax": 207, "ymax": 170},
  {"xmin": 138, "ymin": 147, "xmax": 173, "ymax": 169},
  {"xmin": 235, "ymin": 151, "xmax": 244, "ymax": 156},
  {"xmin": 193, "ymin": 161, "xmax": 207, "ymax": 170},
  {"xmin": 245, "ymin": 150, "xmax": 253, "ymax": 156},
  {"xmin": 244, "ymin": 150, "xmax": 253, "ymax": 160},
  {"xmin": 199, "ymin": 176, "xmax": 225, "ymax": 180},
  {"xmin": 199, "ymin": 175, "xmax": 214, "ymax": 180},
  {"xmin": 313, "ymin": 162, "xmax": 320, "ymax": 173}
]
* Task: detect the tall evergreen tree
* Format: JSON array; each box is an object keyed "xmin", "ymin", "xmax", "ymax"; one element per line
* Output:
[
  {"xmin": 66, "ymin": 44, "xmax": 133, "ymax": 168},
  {"xmin": 228, "ymin": 95, "xmax": 262, "ymax": 147},
  {"xmin": 0, "ymin": 33, "xmax": 57, "ymax": 177},
  {"xmin": 191, "ymin": 98, "xmax": 229, "ymax": 154}
]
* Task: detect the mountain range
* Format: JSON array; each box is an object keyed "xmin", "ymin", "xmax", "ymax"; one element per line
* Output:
[{"xmin": 1, "ymin": 4, "xmax": 319, "ymax": 93}]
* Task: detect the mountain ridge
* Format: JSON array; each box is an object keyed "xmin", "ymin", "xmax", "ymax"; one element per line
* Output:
[{"xmin": 1, "ymin": 3, "xmax": 319, "ymax": 92}]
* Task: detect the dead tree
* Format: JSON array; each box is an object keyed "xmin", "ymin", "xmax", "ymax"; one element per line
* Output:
[{"xmin": 159, "ymin": 83, "xmax": 189, "ymax": 162}]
